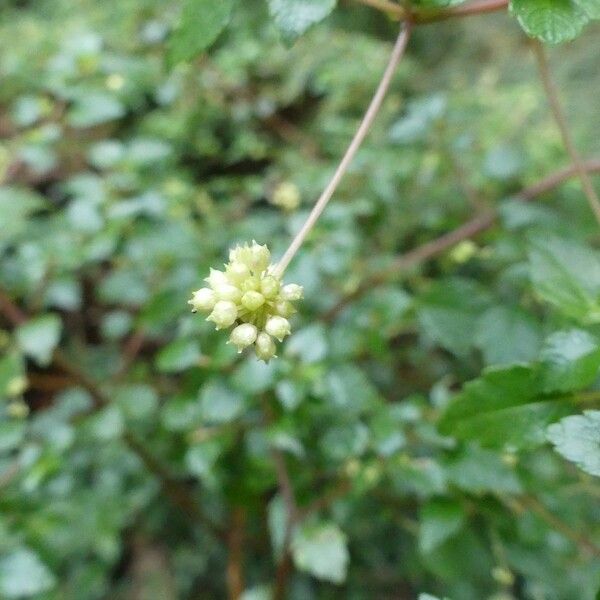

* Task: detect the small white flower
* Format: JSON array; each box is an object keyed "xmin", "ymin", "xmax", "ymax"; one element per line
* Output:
[
  {"xmin": 214, "ymin": 283, "xmax": 243, "ymax": 303},
  {"xmin": 189, "ymin": 241, "xmax": 302, "ymax": 361},
  {"xmin": 274, "ymin": 300, "xmax": 295, "ymax": 318},
  {"xmin": 260, "ymin": 275, "xmax": 280, "ymax": 299},
  {"xmin": 281, "ymin": 283, "xmax": 303, "ymax": 302},
  {"xmin": 205, "ymin": 268, "xmax": 228, "ymax": 289},
  {"xmin": 271, "ymin": 182, "xmax": 301, "ymax": 211},
  {"xmin": 241, "ymin": 290, "xmax": 265, "ymax": 311},
  {"xmin": 226, "ymin": 261, "xmax": 251, "ymax": 283},
  {"xmin": 188, "ymin": 288, "xmax": 216, "ymax": 312},
  {"xmin": 229, "ymin": 323, "xmax": 258, "ymax": 352},
  {"xmin": 265, "ymin": 316, "xmax": 291, "ymax": 342},
  {"xmin": 207, "ymin": 300, "xmax": 238, "ymax": 329},
  {"xmin": 255, "ymin": 332, "xmax": 277, "ymax": 361}
]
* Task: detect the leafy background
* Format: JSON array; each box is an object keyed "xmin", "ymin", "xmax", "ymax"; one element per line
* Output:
[{"xmin": 1, "ymin": 0, "xmax": 600, "ymax": 599}]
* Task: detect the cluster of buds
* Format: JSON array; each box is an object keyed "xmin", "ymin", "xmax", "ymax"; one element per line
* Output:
[{"xmin": 189, "ymin": 241, "xmax": 303, "ymax": 361}]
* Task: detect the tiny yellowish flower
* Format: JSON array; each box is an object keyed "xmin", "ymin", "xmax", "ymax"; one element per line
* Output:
[
  {"xmin": 255, "ymin": 332, "xmax": 277, "ymax": 361},
  {"xmin": 188, "ymin": 288, "xmax": 216, "ymax": 312},
  {"xmin": 271, "ymin": 182, "xmax": 301, "ymax": 211},
  {"xmin": 229, "ymin": 324, "xmax": 258, "ymax": 352},
  {"xmin": 189, "ymin": 241, "xmax": 302, "ymax": 360},
  {"xmin": 207, "ymin": 300, "xmax": 238, "ymax": 329},
  {"xmin": 265, "ymin": 316, "xmax": 291, "ymax": 342}
]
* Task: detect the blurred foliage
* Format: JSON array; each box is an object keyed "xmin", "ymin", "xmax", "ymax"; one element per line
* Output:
[{"xmin": 1, "ymin": 0, "xmax": 600, "ymax": 599}]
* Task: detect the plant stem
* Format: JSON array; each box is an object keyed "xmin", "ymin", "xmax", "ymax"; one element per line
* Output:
[
  {"xmin": 323, "ymin": 157, "xmax": 600, "ymax": 320},
  {"xmin": 533, "ymin": 41, "xmax": 600, "ymax": 226},
  {"xmin": 273, "ymin": 23, "xmax": 412, "ymax": 277}
]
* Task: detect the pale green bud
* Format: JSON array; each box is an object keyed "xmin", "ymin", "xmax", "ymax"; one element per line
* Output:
[
  {"xmin": 260, "ymin": 275, "xmax": 280, "ymax": 299},
  {"xmin": 255, "ymin": 332, "xmax": 276, "ymax": 362},
  {"xmin": 188, "ymin": 287, "xmax": 216, "ymax": 312},
  {"xmin": 281, "ymin": 283, "xmax": 303, "ymax": 302},
  {"xmin": 265, "ymin": 316, "xmax": 291, "ymax": 342},
  {"xmin": 274, "ymin": 300, "xmax": 295, "ymax": 318},
  {"xmin": 248, "ymin": 241, "xmax": 270, "ymax": 272},
  {"xmin": 241, "ymin": 290, "xmax": 265, "ymax": 311},
  {"xmin": 229, "ymin": 323, "xmax": 258, "ymax": 353},
  {"xmin": 214, "ymin": 282, "xmax": 242, "ymax": 303},
  {"xmin": 207, "ymin": 300, "xmax": 237, "ymax": 329},
  {"xmin": 241, "ymin": 276, "xmax": 260, "ymax": 293},
  {"xmin": 205, "ymin": 268, "xmax": 228, "ymax": 289},
  {"xmin": 226, "ymin": 261, "xmax": 251, "ymax": 284}
]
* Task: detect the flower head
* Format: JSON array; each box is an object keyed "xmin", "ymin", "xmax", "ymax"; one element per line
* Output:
[{"xmin": 189, "ymin": 241, "xmax": 302, "ymax": 361}]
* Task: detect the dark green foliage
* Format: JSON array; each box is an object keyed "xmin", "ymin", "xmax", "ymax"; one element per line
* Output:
[{"xmin": 0, "ymin": 0, "xmax": 600, "ymax": 599}]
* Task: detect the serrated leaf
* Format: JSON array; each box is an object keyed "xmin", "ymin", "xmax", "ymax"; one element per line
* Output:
[
  {"xmin": 291, "ymin": 522, "xmax": 349, "ymax": 584},
  {"xmin": 439, "ymin": 365, "xmax": 571, "ymax": 449},
  {"xmin": 528, "ymin": 236, "xmax": 600, "ymax": 323},
  {"xmin": 169, "ymin": 0, "xmax": 234, "ymax": 64},
  {"xmin": 267, "ymin": 0, "xmax": 336, "ymax": 42},
  {"xmin": 16, "ymin": 314, "xmax": 62, "ymax": 367},
  {"xmin": 547, "ymin": 410, "xmax": 600, "ymax": 476},
  {"xmin": 540, "ymin": 329, "xmax": 600, "ymax": 392},
  {"xmin": 510, "ymin": 0, "xmax": 589, "ymax": 43}
]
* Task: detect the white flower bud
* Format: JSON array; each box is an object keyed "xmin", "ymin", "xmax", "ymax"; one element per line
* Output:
[
  {"xmin": 226, "ymin": 261, "xmax": 251, "ymax": 284},
  {"xmin": 274, "ymin": 300, "xmax": 295, "ymax": 318},
  {"xmin": 241, "ymin": 290, "xmax": 265, "ymax": 311},
  {"xmin": 255, "ymin": 332, "xmax": 276, "ymax": 362},
  {"xmin": 207, "ymin": 300, "xmax": 237, "ymax": 329},
  {"xmin": 265, "ymin": 316, "xmax": 291, "ymax": 342},
  {"xmin": 188, "ymin": 288, "xmax": 216, "ymax": 312},
  {"xmin": 250, "ymin": 241, "xmax": 270, "ymax": 272},
  {"xmin": 260, "ymin": 275, "xmax": 280, "ymax": 299},
  {"xmin": 205, "ymin": 268, "xmax": 228, "ymax": 289},
  {"xmin": 281, "ymin": 283, "xmax": 303, "ymax": 302},
  {"xmin": 241, "ymin": 276, "xmax": 260, "ymax": 293},
  {"xmin": 229, "ymin": 323, "xmax": 258, "ymax": 353},
  {"xmin": 214, "ymin": 282, "xmax": 242, "ymax": 303}
]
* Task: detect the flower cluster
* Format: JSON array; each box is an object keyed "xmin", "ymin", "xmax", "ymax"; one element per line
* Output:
[{"xmin": 189, "ymin": 241, "xmax": 303, "ymax": 361}]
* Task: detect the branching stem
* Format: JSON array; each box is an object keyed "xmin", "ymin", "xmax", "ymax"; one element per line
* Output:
[
  {"xmin": 533, "ymin": 41, "xmax": 600, "ymax": 225},
  {"xmin": 273, "ymin": 23, "xmax": 412, "ymax": 276}
]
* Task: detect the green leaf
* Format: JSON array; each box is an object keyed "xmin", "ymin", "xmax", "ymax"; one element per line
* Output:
[
  {"xmin": 529, "ymin": 236, "xmax": 600, "ymax": 322},
  {"xmin": 199, "ymin": 379, "xmax": 245, "ymax": 424},
  {"xmin": 439, "ymin": 365, "xmax": 571, "ymax": 449},
  {"xmin": 547, "ymin": 410, "xmax": 600, "ymax": 476},
  {"xmin": 446, "ymin": 446, "xmax": 522, "ymax": 494},
  {"xmin": 573, "ymin": 0, "xmax": 600, "ymax": 17},
  {"xmin": 67, "ymin": 93, "xmax": 126, "ymax": 128},
  {"xmin": 419, "ymin": 499, "xmax": 465, "ymax": 555},
  {"xmin": 0, "ymin": 187, "xmax": 45, "ymax": 249},
  {"xmin": 0, "ymin": 353, "xmax": 25, "ymax": 399},
  {"xmin": 292, "ymin": 522, "xmax": 349, "ymax": 584},
  {"xmin": 475, "ymin": 306, "xmax": 542, "ymax": 366},
  {"xmin": 540, "ymin": 329, "xmax": 600, "ymax": 392},
  {"xmin": 16, "ymin": 314, "xmax": 62, "ymax": 367},
  {"xmin": 510, "ymin": 0, "xmax": 589, "ymax": 44},
  {"xmin": 267, "ymin": 0, "xmax": 336, "ymax": 42},
  {"xmin": 169, "ymin": 0, "xmax": 234, "ymax": 64},
  {"xmin": 155, "ymin": 338, "xmax": 202, "ymax": 373},
  {"xmin": 185, "ymin": 441, "xmax": 222, "ymax": 478},
  {"xmin": 418, "ymin": 279, "xmax": 491, "ymax": 356},
  {"xmin": 0, "ymin": 549, "xmax": 56, "ymax": 598}
]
